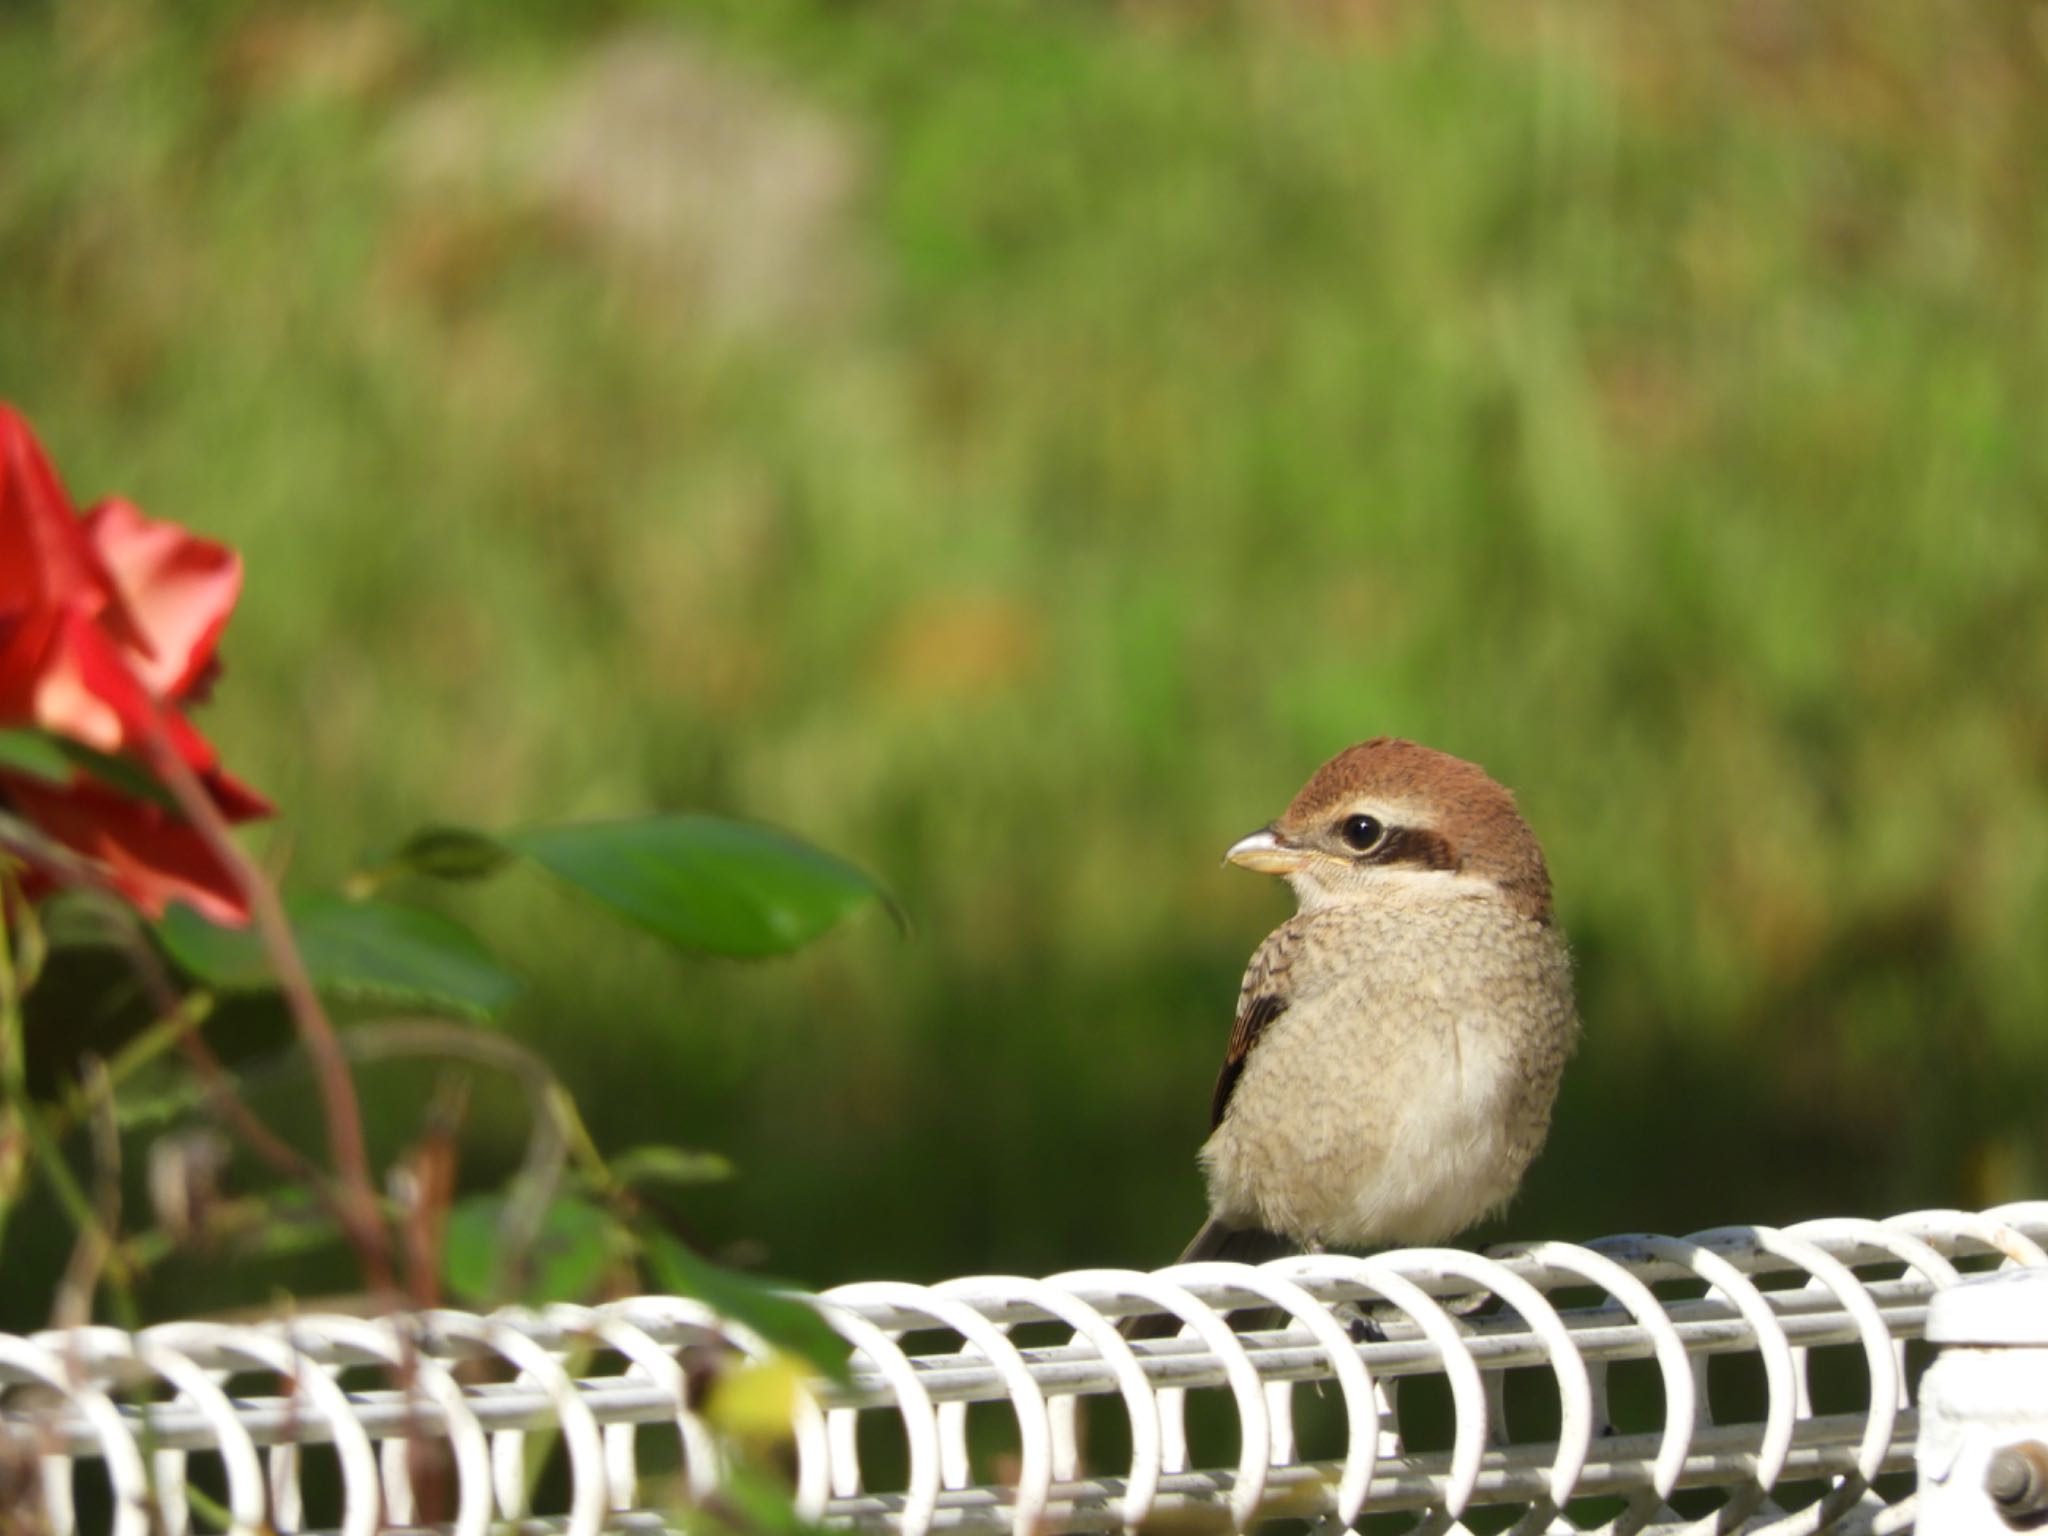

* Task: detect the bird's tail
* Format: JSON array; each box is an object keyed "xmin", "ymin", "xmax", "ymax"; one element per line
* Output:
[
  {"xmin": 1174, "ymin": 1216, "xmax": 1295, "ymax": 1267},
  {"xmin": 1120, "ymin": 1219, "xmax": 1295, "ymax": 1339}
]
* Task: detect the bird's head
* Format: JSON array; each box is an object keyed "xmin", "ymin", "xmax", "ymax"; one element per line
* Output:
[{"xmin": 1225, "ymin": 738, "xmax": 1554, "ymax": 921}]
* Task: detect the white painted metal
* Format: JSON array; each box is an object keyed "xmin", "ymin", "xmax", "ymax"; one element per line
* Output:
[
  {"xmin": 1, "ymin": 1202, "xmax": 2044, "ymax": 1535},
  {"xmin": 1917, "ymin": 1266, "xmax": 2048, "ymax": 1536}
]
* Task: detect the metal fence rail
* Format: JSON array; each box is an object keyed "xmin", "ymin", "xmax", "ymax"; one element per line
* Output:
[{"xmin": 6, "ymin": 1203, "xmax": 2047, "ymax": 1536}]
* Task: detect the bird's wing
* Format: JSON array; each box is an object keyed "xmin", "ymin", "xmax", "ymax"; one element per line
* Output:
[{"xmin": 1210, "ymin": 921, "xmax": 1301, "ymax": 1128}]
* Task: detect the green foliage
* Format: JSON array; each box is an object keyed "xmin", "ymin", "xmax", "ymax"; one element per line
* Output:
[
  {"xmin": 506, "ymin": 817, "xmax": 898, "ymax": 958},
  {"xmin": 641, "ymin": 1230, "xmax": 851, "ymax": 1381},
  {"xmin": 158, "ymin": 896, "xmax": 522, "ymax": 1019},
  {"xmin": 444, "ymin": 1191, "xmax": 619, "ymax": 1305},
  {"xmin": 612, "ymin": 1145, "xmax": 736, "ymax": 1188},
  {"xmin": 132, "ymin": 806, "xmax": 883, "ymax": 1352},
  {"xmin": 371, "ymin": 815, "xmax": 896, "ymax": 957},
  {"xmin": 383, "ymin": 826, "xmax": 515, "ymax": 883},
  {"xmin": 441, "ymin": 1188, "xmax": 849, "ymax": 1379},
  {"xmin": 0, "ymin": 728, "xmax": 175, "ymax": 808},
  {"xmin": 0, "ymin": 731, "xmax": 71, "ymax": 787}
]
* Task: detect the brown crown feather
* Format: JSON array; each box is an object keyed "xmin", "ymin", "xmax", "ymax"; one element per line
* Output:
[{"xmin": 1275, "ymin": 737, "xmax": 1555, "ymax": 921}]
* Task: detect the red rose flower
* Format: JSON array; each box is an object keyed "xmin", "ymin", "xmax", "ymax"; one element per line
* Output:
[{"xmin": 0, "ymin": 405, "xmax": 269, "ymax": 923}]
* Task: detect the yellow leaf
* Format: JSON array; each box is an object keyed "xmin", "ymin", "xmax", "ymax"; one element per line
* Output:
[{"xmin": 704, "ymin": 1356, "xmax": 807, "ymax": 1443}]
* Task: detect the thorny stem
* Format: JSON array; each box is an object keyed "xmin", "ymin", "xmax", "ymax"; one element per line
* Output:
[
  {"xmin": 99, "ymin": 902, "xmax": 344, "ymax": 1207},
  {"xmin": 138, "ymin": 716, "xmax": 396, "ymax": 1298},
  {"xmin": 237, "ymin": 1018, "xmax": 594, "ymax": 1300},
  {"xmin": 396, "ymin": 1072, "xmax": 467, "ymax": 1310},
  {"xmin": 175, "ymin": 1031, "xmax": 332, "ymax": 1190}
]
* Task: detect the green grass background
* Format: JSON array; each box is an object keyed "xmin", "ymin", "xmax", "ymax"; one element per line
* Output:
[{"xmin": 3, "ymin": 0, "xmax": 2045, "ymax": 1316}]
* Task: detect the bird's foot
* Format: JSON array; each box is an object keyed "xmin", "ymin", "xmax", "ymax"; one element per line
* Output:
[{"xmin": 1332, "ymin": 1301, "xmax": 1388, "ymax": 1344}]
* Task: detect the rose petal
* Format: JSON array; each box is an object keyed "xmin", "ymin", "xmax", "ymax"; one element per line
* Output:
[
  {"xmin": 34, "ymin": 610, "xmax": 248, "ymax": 783},
  {"xmin": 4, "ymin": 774, "xmax": 250, "ymax": 925},
  {"xmin": 201, "ymin": 762, "xmax": 274, "ymax": 823},
  {"xmin": 0, "ymin": 406, "xmax": 115, "ymax": 618},
  {"xmin": 0, "ymin": 611, "xmax": 62, "ymax": 730},
  {"xmin": 32, "ymin": 608, "xmax": 157, "ymax": 754},
  {"xmin": 83, "ymin": 498, "xmax": 242, "ymax": 698},
  {"xmin": 7, "ymin": 607, "xmax": 266, "ymax": 815},
  {"xmin": 0, "ymin": 404, "xmax": 270, "ymax": 892}
]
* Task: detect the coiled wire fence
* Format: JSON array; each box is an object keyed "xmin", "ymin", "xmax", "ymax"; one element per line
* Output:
[{"xmin": 5, "ymin": 1202, "xmax": 2046, "ymax": 1536}]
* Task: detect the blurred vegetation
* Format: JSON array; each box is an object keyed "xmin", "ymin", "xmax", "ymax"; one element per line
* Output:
[{"xmin": 1, "ymin": 0, "xmax": 2045, "ymax": 1322}]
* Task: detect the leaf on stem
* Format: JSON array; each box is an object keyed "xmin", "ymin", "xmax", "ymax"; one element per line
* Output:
[
  {"xmin": 0, "ymin": 730, "xmax": 71, "ymax": 786},
  {"xmin": 0, "ymin": 727, "xmax": 178, "ymax": 809},
  {"xmin": 504, "ymin": 815, "xmax": 899, "ymax": 958},
  {"xmin": 611, "ymin": 1145, "xmax": 735, "ymax": 1188},
  {"xmin": 158, "ymin": 896, "xmax": 521, "ymax": 1020},
  {"xmin": 384, "ymin": 826, "xmax": 516, "ymax": 883},
  {"xmin": 642, "ymin": 1229, "xmax": 850, "ymax": 1380},
  {"xmin": 444, "ymin": 1191, "xmax": 620, "ymax": 1305}
]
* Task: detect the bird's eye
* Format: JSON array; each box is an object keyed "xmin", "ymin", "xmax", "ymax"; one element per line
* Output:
[{"xmin": 1338, "ymin": 814, "xmax": 1385, "ymax": 852}]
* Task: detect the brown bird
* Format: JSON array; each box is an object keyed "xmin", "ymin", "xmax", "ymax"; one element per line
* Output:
[{"xmin": 1176, "ymin": 737, "xmax": 1577, "ymax": 1268}]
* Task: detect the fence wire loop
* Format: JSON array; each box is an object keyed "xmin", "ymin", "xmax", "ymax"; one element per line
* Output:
[{"xmin": 2, "ymin": 1203, "xmax": 2042, "ymax": 1535}]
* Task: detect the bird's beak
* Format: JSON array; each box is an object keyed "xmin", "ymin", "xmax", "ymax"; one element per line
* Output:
[{"xmin": 1224, "ymin": 828, "xmax": 1312, "ymax": 875}]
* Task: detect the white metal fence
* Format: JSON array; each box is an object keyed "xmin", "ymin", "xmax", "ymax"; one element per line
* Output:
[{"xmin": 5, "ymin": 1203, "xmax": 2046, "ymax": 1536}]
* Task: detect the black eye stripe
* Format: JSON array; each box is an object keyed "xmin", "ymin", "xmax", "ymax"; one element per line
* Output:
[{"xmin": 1371, "ymin": 825, "xmax": 1457, "ymax": 870}]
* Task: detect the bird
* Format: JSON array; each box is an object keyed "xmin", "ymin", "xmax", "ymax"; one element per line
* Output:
[{"xmin": 1173, "ymin": 737, "xmax": 1578, "ymax": 1272}]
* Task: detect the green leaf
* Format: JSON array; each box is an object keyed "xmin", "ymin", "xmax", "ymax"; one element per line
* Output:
[
  {"xmin": 0, "ymin": 727, "xmax": 178, "ymax": 810},
  {"xmin": 242, "ymin": 1209, "xmax": 344, "ymax": 1261},
  {"xmin": 386, "ymin": 826, "xmax": 515, "ymax": 883},
  {"xmin": 612, "ymin": 1145, "xmax": 736, "ymax": 1188},
  {"xmin": 679, "ymin": 1461, "xmax": 830, "ymax": 1536},
  {"xmin": 32, "ymin": 891, "xmax": 140, "ymax": 950},
  {"xmin": 110, "ymin": 1064, "xmax": 210, "ymax": 1131},
  {"xmin": 55, "ymin": 739, "xmax": 180, "ymax": 810},
  {"xmin": 642, "ymin": 1230, "xmax": 850, "ymax": 1381},
  {"xmin": 705, "ymin": 1357, "xmax": 810, "ymax": 1442},
  {"xmin": 444, "ymin": 1193, "xmax": 621, "ymax": 1306},
  {"xmin": 0, "ymin": 729, "xmax": 72, "ymax": 786},
  {"xmin": 158, "ymin": 896, "xmax": 522, "ymax": 1019},
  {"xmin": 503, "ymin": 815, "xmax": 898, "ymax": 958}
]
